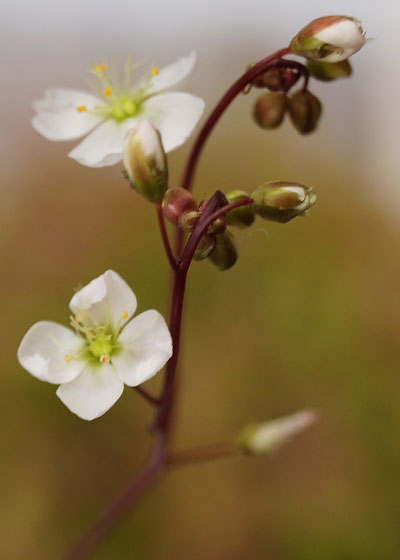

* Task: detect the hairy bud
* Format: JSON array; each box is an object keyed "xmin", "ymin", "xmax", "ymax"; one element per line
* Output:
[
  {"xmin": 162, "ymin": 188, "xmax": 197, "ymax": 226},
  {"xmin": 289, "ymin": 15, "xmax": 366, "ymax": 63},
  {"xmin": 123, "ymin": 120, "xmax": 168, "ymax": 203},
  {"xmin": 252, "ymin": 181, "xmax": 316, "ymax": 223},
  {"xmin": 288, "ymin": 90, "xmax": 322, "ymax": 134},
  {"xmin": 306, "ymin": 59, "xmax": 352, "ymax": 81},
  {"xmin": 208, "ymin": 231, "xmax": 238, "ymax": 271},
  {"xmin": 253, "ymin": 92, "xmax": 287, "ymax": 129},
  {"xmin": 236, "ymin": 410, "xmax": 317, "ymax": 455},
  {"xmin": 225, "ymin": 190, "xmax": 255, "ymax": 229}
]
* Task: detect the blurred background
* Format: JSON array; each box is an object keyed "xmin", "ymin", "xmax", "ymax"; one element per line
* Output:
[{"xmin": 2, "ymin": 0, "xmax": 400, "ymax": 558}]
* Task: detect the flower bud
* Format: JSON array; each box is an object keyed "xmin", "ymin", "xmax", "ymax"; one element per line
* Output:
[
  {"xmin": 288, "ymin": 90, "xmax": 322, "ymax": 135},
  {"xmin": 225, "ymin": 190, "xmax": 255, "ymax": 229},
  {"xmin": 123, "ymin": 120, "xmax": 168, "ymax": 203},
  {"xmin": 178, "ymin": 210, "xmax": 201, "ymax": 231},
  {"xmin": 162, "ymin": 188, "xmax": 197, "ymax": 226},
  {"xmin": 236, "ymin": 410, "xmax": 317, "ymax": 456},
  {"xmin": 289, "ymin": 15, "xmax": 366, "ymax": 63},
  {"xmin": 193, "ymin": 234, "xmax": 216, "ymax": 261},
  {"xmin": 208, "ymin": 230, "xmax": 238, "ymax": 271},
  {"xmin": 198, "ymin": 199, "xmax": 227, "ymax": 234},
  {"xmin": 253, "ymin": 67, "xmax": 300, "ymax": 92},
  {"xmin": 252, "ymin": 181, "xmax": 316, "ymax": 223},
  {"xmin": 306, "ymin": 59, "xmax": 352, "ymax": 81},
  {"xmin": 253, "ymin": 92, "xmax": 287, "ymax": 130}
]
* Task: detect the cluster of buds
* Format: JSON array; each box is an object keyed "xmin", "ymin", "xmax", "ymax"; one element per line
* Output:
[{"xmin": 251, "ymin": 15, "xmax": 365, "ymax": 135}]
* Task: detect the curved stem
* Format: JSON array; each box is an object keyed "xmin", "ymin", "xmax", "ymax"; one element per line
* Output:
[
  {"xmin": 62, "ymin": 432, "xmax": 166, "ymax": 560},
  {"xmin": 180, "ymin": 47, "xmax": 291, "ymax": 192},
  {"xmin": 132, "ymin": 385, "xmax": 161, "ymax": 406}
]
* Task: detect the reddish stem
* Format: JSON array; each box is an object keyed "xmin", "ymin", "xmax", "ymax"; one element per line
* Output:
[
  {"xmin": 167, "ymin": 441, "xmax": 236, "ymax": 467},
  {"xmin": 132, "ymin": 385, "xmax": 161, "ymax": 406},
  {"xmin": 156, "ymin": 204, "xmax": 178, "ymax": 272},
  {"xmin": 180, "ymin": 47, "xmax": 291, "ymax": 192}
]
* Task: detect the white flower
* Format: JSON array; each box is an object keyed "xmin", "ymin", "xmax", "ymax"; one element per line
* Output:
[
  {"xmin": 17, "ymin": 270, "xmax": 173, "ymax": 420},
  {"xmin": 32, "ymin": 52, "xmax": 204, "ymax": 167},
  {"xmin": 236, "ymin": 410, "xmax": 317, "ymax": 455}
]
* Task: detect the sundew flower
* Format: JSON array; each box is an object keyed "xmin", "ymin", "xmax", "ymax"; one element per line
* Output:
[
  {"xmin": 17, "ymin": 271, "xmax": 172, "ymax": 420},
  {"xmin": 32, "ymin": 52, "xmax": 204, "ymax": 167}
]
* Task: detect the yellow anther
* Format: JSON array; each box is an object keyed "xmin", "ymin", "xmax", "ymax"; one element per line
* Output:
[
  {"xmin": 64, "ymin": 355, "xmax": 71, "ymax": 364},
  {"xmin": 103, "ymin": 87, "xmax": 113, "ymax": 97},
  {"xmin": 92, "ymin": 63, "xmax": 108, "ymax": 73},
  {"xmin": 122, "ymin": 310, "xmax": 128, "ymax": 320},
  {"xmin": 77, "ymin": 105, "xmax": 87, "ymax": 113},
  {"xmin": 152, "ymin": 66, "xmax": 160, "ymax": 75},
  {"xmin": 100, "ymin": 355, "xmax": 110, "ymax": 364}
]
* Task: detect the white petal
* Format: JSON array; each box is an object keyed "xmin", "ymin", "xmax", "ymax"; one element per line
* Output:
[
  {"xmin": 69, "ymin": 270, "xmax": 137, "ymax": 332},
  {"xmin": 32, "ymin": 89, "xmax": 103, "ymax": 141},
  {"xmin": 143, "ymin": 93, "xmax": 204, "ymax": 152},
  {"xmin": 17, "ymin": 321, "xmax": 85, "ymax": 384},
  {"xmin": 315, "ymin": 19, "xmax": 364, "ymax": 49},
  {"xmin": 68, "ymin": 117, "xmax": 139, "ymax": 167},
  {"xmin": 114, "ymin": 310, "xmax": 172, "ymax": 386},
  {"xmin": 56, "ymin": 363, "xmax": 124, "ymax": 420},
  {"xmin": 145, "ymin": 51, "xmax": 197, "ymax": 95}
]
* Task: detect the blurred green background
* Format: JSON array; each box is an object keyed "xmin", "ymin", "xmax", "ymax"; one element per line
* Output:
[{"xmin": 2, "ymin": 0, "xmax": 400, "ymax": 558}]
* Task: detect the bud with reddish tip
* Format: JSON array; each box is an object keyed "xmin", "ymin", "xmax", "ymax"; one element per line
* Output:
[
  {"xmin": 225, "ymin": 190, "xmax": 255, "ymax": 229},
  {"xmin": 208, "ymin": 231, "xmax": 238, "ymax": 271},
  {"xmin": 193, "ymin": 234, "xmax": 216, "ymax": 261},
  {"xmin": 252, "ymin": 181, "xmax": 316, "ymax": 223},
  {"xmin": 162, "ymin": 188, "xmax": 197, "ymax": 227},
  {"xmin": 306, "ymin": 59, "xmax": 352, "ymax": 81},
  {"xmin": 288, "ymin": 90, "xmax": 322, "ymax": 135},
  {"xmin": 253, "ymin": 92, "xmax": 287, "ymax": 130},
  {"xmin": 123, "ymin": 120, "xmax": 168, "ymax": 203},
  {"xmin": 289, "ymin": 15, "xmax": 366, "ymax": 63},
  {"xmin": 252, "ymin": 67, "xmax": 300, "ymax": 92}
]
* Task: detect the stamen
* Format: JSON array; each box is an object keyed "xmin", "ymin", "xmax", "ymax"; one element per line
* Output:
[
  {"xmin": 152, "ymin": 66, "xmax": 160, "ymax": 75},
  {"xmin": 77, "ymin": 105, "xmax": 87, "ymax": 113},
  {"xmin": 100, "ymin": 355, "xmax": 110, "ymax": 364},
  {"xmin": 122, "ymin": 310, "xmax": 128, "ymax": 320},
  {"xmin": 103, "ymin": 87, "xmax": 113, "ymax": 97},
  {"xmin": 92, "ymin": 63, "xmax": 108, "ymax": 73},
  {"xmin": 64, "ymin": 354, "xmax": 71, "ymax": 364}
]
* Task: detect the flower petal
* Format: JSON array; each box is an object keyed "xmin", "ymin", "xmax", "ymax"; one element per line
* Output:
[
  {"xmin": 145, "ymin": 51, "xmax": 197, "ymax": 95},
  {"xmin": 114, "ymin": 310, "xmax": 172, "ymax": 386},
  {"xmin": 143, "ymin": 92, "xmax": 204, "ymax": 152},
  {"xmin": 69, "ymin": 270, "xmax": 137, "ymax": 332},
  {"xmin": 32, "ymin": 89, "xmax": 103, "ymax": 141},
  {"xmin": 68, "ymin": 118, "xmax": 139, "ymax": 167},
  {"xmin": 17, "ymin": 321, "xmax": 85, "ymax": 384},
  {"xmin": 56, "ymin": 363, "xmax": 124, "ymax": 420}
]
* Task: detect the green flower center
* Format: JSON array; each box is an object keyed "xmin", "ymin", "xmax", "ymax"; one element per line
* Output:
[
  {"xmin": 88, "ymin": 331, "xmax": 114, "ymax": 361},
  {"xmin": 76, "ymin": 58, "xmax": 159, "ymax": 123},
  {"xmin": 69, "ymin": 313, "xmax": 124, "ymax": 365}
]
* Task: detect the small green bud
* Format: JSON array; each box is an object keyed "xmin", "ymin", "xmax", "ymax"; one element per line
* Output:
[
  {"xmin": 289, "ymin": 15, "xmax": 366, "ymax": 63},
  {"xmin": 225, "ymin": 190, "xmax": 255, "ymax": 229},
  {"xmin": 252, "ymin": 181, "xmax": 316, "ymax": 223},
  {"xmin": 193, "ymin": 234, "xmax": 216, "ymax": 261},
  {"xmin": 208, "ymin": 230, "xmax": 238, "ymax": 271},
  {"xmin": 123, "ymin": 120, "xmax": 168, "ymax": 203},
  {"xmin": 162, "ymin": 188, "xmax": 197, "ymax": 226},
  {"xmin": 288, "ymin": 90, "xmax": 322, "ymax": 135},
  {"xmin": 178, "ymin": 210, "xmax": 201, "ymax": 231},
  {"xmin": 253, "ymin": 92, "xmax": 287, "ymax": 129},
  {"xmin": 306, "ymin": 59, "xmax": 352, "ymax": 81},
  {"xmin": 236, "ymin": 410, "xmax": 317, "ymax": 456}
]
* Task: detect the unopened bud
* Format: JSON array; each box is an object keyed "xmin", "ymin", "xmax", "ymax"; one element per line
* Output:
[
  {"xmin": 236, "ymin": 410, "xmax": 317, "ymax": 455},
  {"xmin": 289, "ymin": 15, "xmax": 366, "ymax": 63},
  {"xmin": 253, "ymin": 92, "xmax": 287, "ymax": 129},
  {"xmin": 123, "ymin": 120, "xmax": 168, "ymax": 203},
  {"xmin": 208, "ymin": 230, "xmax": 238, "ymax": 271},
  {"xmin": 288, "ymin": 90, "xmax": 322, "ymax": 135},
  {"xmin": 253, "ymin": 67, "xmax": 300, "ymax": 92},
  {"xmin": 306, "ymin": 59, "xmax": 352, "ymax": 81},
  {"xmin": 252, "ymin": 181, "xmax": 316, "ymax": 223},
  {"xmin": 162, "ymin": 188, "xmax": 197, "ymax": 226},
  {"xmin": 225, "ymin": 190, "xmax": 255, "ymax": 229},
  {"xmin": 178, "ymin": 210, "xmax": 201, "ymax": 231},
  {"xmin": 193, "ymin": 234, "xmax": 216, "ymax": 261}
]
